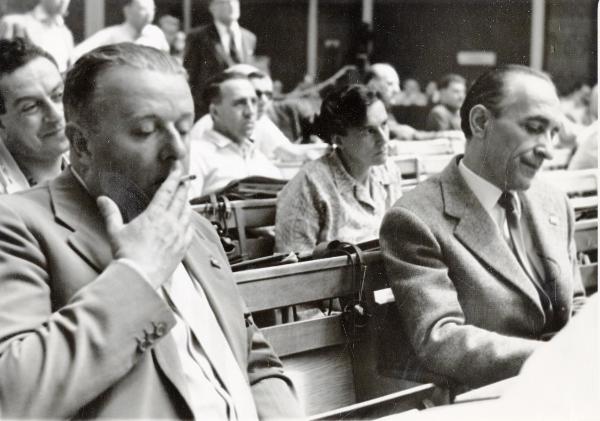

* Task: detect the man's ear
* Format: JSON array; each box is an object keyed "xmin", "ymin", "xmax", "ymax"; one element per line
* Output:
[
  {"xmin": 469, "ymin": 104, "xmax": 490, "ymax": 139},
  {"xmin": 331, "ymin": 133, "xmax": 343, "ymax": 148},
  {"xmin": 66, "ymin": 122, "xmax": 92, "ymax": 165},
  {"xmin": 209, "ymin": 102, "xmax": 218, "ymax": 120}
]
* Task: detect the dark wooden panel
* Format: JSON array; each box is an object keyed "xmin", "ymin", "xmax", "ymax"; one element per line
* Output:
[
  {"xmin": 261, "ymin": 315, "xmax": 347, "ymax": 357},
  {"xmin": 282, "ymin": 345, "xmax": 356, "ymax": 415},
  {"xmin": 575, "ymin": 220, "xmax": 597, "ymax": 252},
  {"xmin": 580, "ymin": 264, "xmax": 597, "ymax": 292}
]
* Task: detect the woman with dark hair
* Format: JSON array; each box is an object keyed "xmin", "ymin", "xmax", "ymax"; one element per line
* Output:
[{"xmin": 275, "ymin": 84, "xmax": 402, "ymax": 253}]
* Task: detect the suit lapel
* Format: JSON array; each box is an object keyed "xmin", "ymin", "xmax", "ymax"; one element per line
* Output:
[
  {"xmin": 183, "ymin": 227, "xmax": 247, "ymax": 369},
  {"xmin": 209, "ymin": 22, "xmax": 235, "ymax": 67},
  {"xmin": 441, "ymin": 159, "xmax": 544, "ymax": 315},
  {"xmin": 50, "ymin": 170, "xmax": 113, "ymax": 272},
  {"xmin": 520, "ymin": 189, "xmax": 564, "ymax": 286}
]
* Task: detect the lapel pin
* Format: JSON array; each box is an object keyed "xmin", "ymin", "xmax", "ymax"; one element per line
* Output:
[
  {"xmin": 210, "ymin": 257, "xmax": 221, "ymax": 269},
  {"xmin": 549, "ymin": 215, "xmax": 558, "ymax": 225}
]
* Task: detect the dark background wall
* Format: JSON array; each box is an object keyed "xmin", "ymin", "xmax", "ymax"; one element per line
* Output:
[
  {"xmin": 545, "ymin": 0, "xmax": 597, "ymax": 94},
  {"xmin": 371, "ymin": 0, "xmax": 532, "ymax": 87},
  {"xmin": 1, "ymin": 0, "xmax": 596, "ymax": 93}
]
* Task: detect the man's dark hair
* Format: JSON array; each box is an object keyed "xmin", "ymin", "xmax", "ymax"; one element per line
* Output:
[
  {"xmin": 64, "ymin": 42, "xmax": 185, "ymax": 129},
  {"xmin": 459, "ymin": 64, "xmax": 554, "ymax": 138},
  {"xmin": 202, "ymin": 71, "xmax": 250, "ymax": 106},
  {"xmin": 313, "ymin": 84, "xmax": 380, "ymax": 144},
  {"xmin": 0, "ymin": 38, "xmax": 58, "ymax": 114},
  {"xmin": 438, "ymin": 73, "xmax": 466, "ymax": 90}
]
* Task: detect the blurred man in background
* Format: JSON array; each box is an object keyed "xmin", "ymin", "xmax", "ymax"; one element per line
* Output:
[
  {"xmin": 426, "ymin": 73, "xmax": 467, "ymax": 131},
  {"xmin": 0, "ymin": 0, "xmax": 73, "ymax": 72},
  {"xmin": 184, "ymin": 0, "xmax": 256, "ymax": 118},
  {"xmin": 73, "ymin": 0, "xmax": 168, "ymax": 61}
]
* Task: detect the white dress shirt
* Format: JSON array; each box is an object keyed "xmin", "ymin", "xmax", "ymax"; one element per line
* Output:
[
  {"xmin": 73, "ymin": 22, "xmax": 169, "ymax": 61},
  {"xmin": 0, "ymin": 139, "xmax": 29, "ymax": 194},
  {"xmin": 190, "ymin": 113, "xmax": 292, "ymax": 159},
  {"xmin": 214, "ymin": 20, "xmax": 242, "ymax": 57},
  {"xmin": 188, "ymin": 128, "xmax": 282, "ymax": 198}
]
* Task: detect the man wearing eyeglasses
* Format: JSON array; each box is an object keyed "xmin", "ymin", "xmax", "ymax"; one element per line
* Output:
[
  {"xmin": 184, "ymin": 0, "xmax": 256, "ymax": 118},
  {"xmin": 379, "ymin": 65, "xmax": 586, "ymax": 391}
]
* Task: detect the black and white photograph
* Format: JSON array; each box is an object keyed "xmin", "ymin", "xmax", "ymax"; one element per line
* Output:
[{"xmin": 0, "ymin": 0, "xmax": 596, "ymax": 419}]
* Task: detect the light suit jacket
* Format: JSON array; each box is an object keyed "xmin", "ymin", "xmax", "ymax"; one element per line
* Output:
[
  {"xmin": 184, "ymin": 22, "xmax": 256, "ymax": 118},
  {"xmin": 0, "ymin": 170, "xmax": 301, "ymax": 419},
  {"xmin": 379, "ymin": 156, "xmax": 585, "ymax": 389}
]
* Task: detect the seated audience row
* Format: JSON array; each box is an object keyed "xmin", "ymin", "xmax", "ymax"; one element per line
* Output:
[{"xmin": 0, "ymin": 33, "xmax": 593, "ymax": 421}]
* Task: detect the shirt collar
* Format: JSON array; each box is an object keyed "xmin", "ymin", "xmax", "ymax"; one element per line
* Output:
[
  {"xmin": 458, "ymin": 157, "xmax": 503, "ymax": 214},
  {"xmin": 328, "ymin": 150, "xmax": 385, "ymax": 209},
  {"xmin": 204, "ymin": 128, "xmax": 254, "ymax": 151},
  {"xmin": 31, "ymin": 4, "xmax": 65, "ymax": 26},
  {"xmin": 69, "ymin": 166, "xmax": 91, "ymax": 193},
  {"xmin": 214, "ymin": 20, "xmax": 240, "ymax": 37}
]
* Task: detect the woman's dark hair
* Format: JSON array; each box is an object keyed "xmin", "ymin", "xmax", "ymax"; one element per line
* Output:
[
  {"xmin": 313, "ymin": 84, "xmax": 380, "ymax": 144},
  {"xmin": 459, "ymin": 64, "xmax": 554, "ymax": 138}
]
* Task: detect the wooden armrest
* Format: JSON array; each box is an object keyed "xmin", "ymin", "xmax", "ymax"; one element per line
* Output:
[{"xmin": 309, "ymin": 383, "xmax": 438, "ymax": 420}]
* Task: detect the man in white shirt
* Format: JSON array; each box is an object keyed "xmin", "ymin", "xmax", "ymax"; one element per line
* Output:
[
  {"xmin": 0, "ymin": 42, "xmax": 301, "ymax": 419},
  {"xmin": 0, "ymin": 37, "xmax": 68, "ymax": 194},
  {"xmin": 184, "ymin": 0, "xmax": 256, "ymax": 117},
  {"xmin": 73, "ymin": 0, "xmax": 168, "ymax": 61},
  {"xmin": 189, "ymin": 71, "xmax": 281, "ymax": 198},
  {"xmin": 0, "ymin": 0, "xmax": 74, "ymax": 72},
  {"xmin": 379, "ymin": 65, "xmax": 585, "ymax": 392},
  {"xmin": 191, "ymin": 64, "xmax": 328, "ymax": 163}
]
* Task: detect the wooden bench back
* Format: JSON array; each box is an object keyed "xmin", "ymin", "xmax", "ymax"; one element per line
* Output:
[{"xmin": 234, "ymin": 251, "xmax": 437, "ymax": 416}]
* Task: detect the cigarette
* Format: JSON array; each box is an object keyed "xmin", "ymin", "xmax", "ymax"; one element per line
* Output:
[{"xmin": 179, "ymin": 174, "xmax": 197, "ymax": 184}]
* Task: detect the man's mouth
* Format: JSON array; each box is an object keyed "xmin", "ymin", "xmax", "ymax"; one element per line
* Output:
[{"xmin": 40, "ymin": 126, "xmax": 65, "ymax": 138}]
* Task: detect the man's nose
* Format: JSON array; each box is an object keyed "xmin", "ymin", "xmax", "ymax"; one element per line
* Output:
[
  {"xmin": 43, "ymin": 100, "xmax": 63, "ymax": 124},
  {"xmin": 162, "ymin": 125, "xmax": 187, "ymax": 161},
  {"xmin": 533, "ymin": 133, "xmax": 555, "ymax": 161}
]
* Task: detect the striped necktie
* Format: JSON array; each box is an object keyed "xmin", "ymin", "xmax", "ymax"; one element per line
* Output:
[{"xmin": 498, "ymin": 191, "xmax": 555, "ymax": 328}]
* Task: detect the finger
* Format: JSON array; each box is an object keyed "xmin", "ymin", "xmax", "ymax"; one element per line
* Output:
[
  {"xmin": 182, "ymin": 222, "xmax": 195, "ymax": 251},
  {"xmin": 168, "ymin": 176, "xmax": 191, "ymax": 217},
  {"xmin": 147, "ymin": 163, "xmax": 184, "ymax": 213},
  {"xmin": 97, "ymin": 196, "xmax": 124, "ymax": 236},
  {"xmin": 178, "ymin": 202, "xmax": 192, "ymax": 230}
]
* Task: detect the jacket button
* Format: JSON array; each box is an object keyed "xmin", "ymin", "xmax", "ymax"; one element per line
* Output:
[
  {"xmin": 136, "ymin": 337, "xmax": 150, "ymax": 353},
  {"xmin": 153, "ymin": 322, "xmax": 167, "ymax": 337}
]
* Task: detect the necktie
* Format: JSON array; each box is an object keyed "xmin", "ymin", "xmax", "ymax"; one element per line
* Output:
[
  {"xmin": 498, "ymin": 192, "xmax": 554, "ymax": 327},
  {"xmin": 228, "ymin": 28, "xmax": 241, "ymax": 63}
]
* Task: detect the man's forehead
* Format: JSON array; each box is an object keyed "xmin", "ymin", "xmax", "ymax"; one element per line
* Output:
[
  {"xmin": 92, "ymin": 66, "xmax": 192, "ymax": 115},
  {"xmin": 0, "ymin": 57, "xmax": 61, "ymax": 98},
  {"xmin": 499, "ymin": 73, "xmax": 561, "ymax": 120},
  {"xmin": 220, "ymin": 79, "xmax": 255, "ymax": 99}
]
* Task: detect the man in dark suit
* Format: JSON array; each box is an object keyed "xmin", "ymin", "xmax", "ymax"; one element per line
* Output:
[
  {"xmin": 184, "ymin": 0, "xmax": 256, "ymax": 118},
  {"xmin": 0, "ymin": 43, "xmax": 301, "ymax": 419},
  {"xmin": 379, "ymin": 65, "xmax": 586, "ymax": 391}
]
